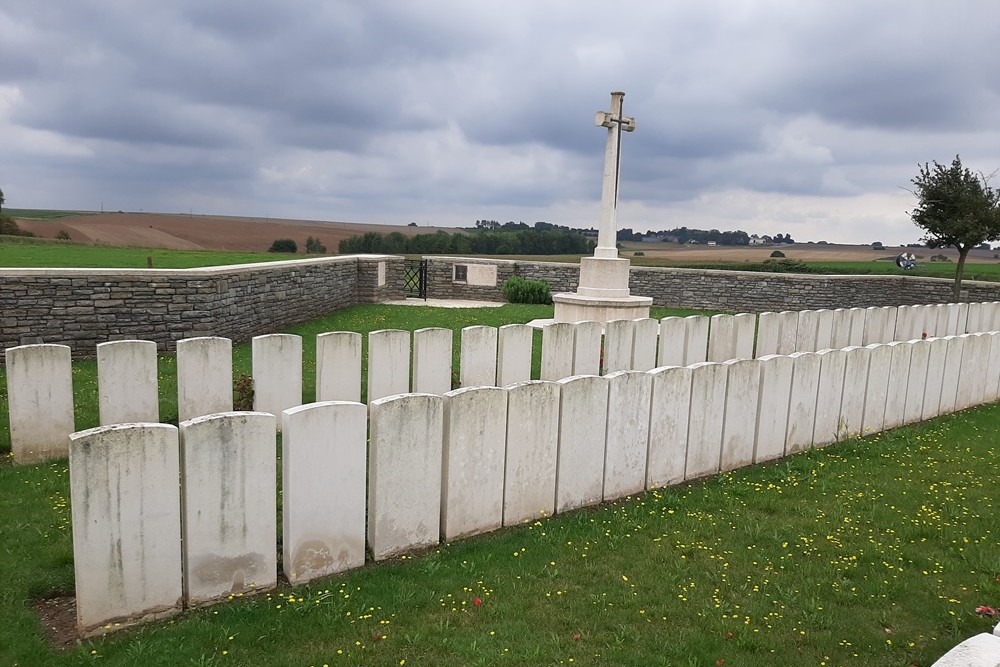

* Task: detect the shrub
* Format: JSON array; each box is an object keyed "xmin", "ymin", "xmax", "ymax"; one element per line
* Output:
[
  {"xmin": 233, "ymin": 374, "xmax": 254, "ymax": 411},
  {"xmin": 769, "ymin": 249, "xmax": 785, "ymax": 258},
  {"xmin": 55, "ymin": 230, "xmax": 71, "ymax": 240},
  {"xmin": 502, "ymin": 276, "xmax": 552, "ymax": 304},
  {"xmin": 633, "ymin": 250, "xmax": 644, "ymax": 256},
  {"xmin": 305, "ymin": 236, "xmax": 326, "ymax": 254},
  {"xmin": 0, "ymin": 214, "xmax": 34, "ymax": 237},
  {"xmin": 268, "ymin": 238, "xmax": 297, "ymax": 253}
]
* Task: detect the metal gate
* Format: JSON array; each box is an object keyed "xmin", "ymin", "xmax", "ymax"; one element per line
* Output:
[{"xmin": 403, "ymin": 259, "xmax": 428, "ymax": 299}]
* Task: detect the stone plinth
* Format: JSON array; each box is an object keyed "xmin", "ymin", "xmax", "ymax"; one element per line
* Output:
[{"xmin": 547, "ymin": 256, "xmax": 651, "ymax": 326}]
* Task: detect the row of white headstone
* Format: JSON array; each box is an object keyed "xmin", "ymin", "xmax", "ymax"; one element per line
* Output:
[
  {"xmin": 68, "ymin": 329, "xmax": 1000, "ymax": 635},
  {"xmin": 6, "ymin": 301, "xmax": 1000, "ymax": 463}
]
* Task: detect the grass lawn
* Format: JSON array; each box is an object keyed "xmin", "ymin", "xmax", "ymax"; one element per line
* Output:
[
  {"xmin": 0, "ymin": 236, "xmax": 300, "ymax": 269},
  {"xmin": 1, "ymin": 392, "xmax": 997, "ymax": 665}
]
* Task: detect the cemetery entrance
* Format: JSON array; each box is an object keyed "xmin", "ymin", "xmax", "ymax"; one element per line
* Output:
[{"xmin": 403, "ymin": 259, "xmax": 429, "ymax": 299}]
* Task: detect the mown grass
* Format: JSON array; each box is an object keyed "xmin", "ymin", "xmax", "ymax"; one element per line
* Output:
[
  {"xmin": 1, "ymin": 392, "xmax": 997, "ymax": 665},
  {"xmin": 0, "ymin": 236, "xmax": 296, "ymax": 269}
]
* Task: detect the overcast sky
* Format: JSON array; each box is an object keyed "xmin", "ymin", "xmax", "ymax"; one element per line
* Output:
[{"xmin": 2, "ymin": 1, "xmax": 998, "ymax": 244}]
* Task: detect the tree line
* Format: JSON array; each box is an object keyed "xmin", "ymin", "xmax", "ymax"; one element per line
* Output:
[{"xmin": 339, "ymin": 228, "xmax": 594, "ymax": 255}]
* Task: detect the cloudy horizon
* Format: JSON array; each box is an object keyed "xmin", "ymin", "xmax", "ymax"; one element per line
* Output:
[{"xmin": 2, "ymin": 1, "xmax": 998, "ymax": 244}]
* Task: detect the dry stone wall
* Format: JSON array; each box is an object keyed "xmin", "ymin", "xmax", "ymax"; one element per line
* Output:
[
  {"xmin": 0, "ymin": 255, "xmax": 404, "ymax": 359},
  {"xmin": 425, "ymin": 257, "xmax": 1000, "ymax": 310}
]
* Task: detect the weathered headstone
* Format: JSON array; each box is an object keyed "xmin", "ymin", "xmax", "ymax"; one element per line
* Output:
[
  {"xmin": 281, "ymin": 402, "xmax": 366, "ymax": 584},
  {"xmin": 777, "ymin": 310, "xmax": 800, "ymax": 354},
  {"xmin": 957, "ymin": 333, "xmax": 990, "ymax": 409},
  {"xmin": 657, "ymin": 316, "xmax": 687, "ymax": 366},
  {"xmin": 647, "ymin": 365, "xmax": 693, "ymax": 486},
  {"xmin": 734, "ymin": 312, "xmax": 756, "ymax": 359},
  {"xmin": 683, "ymin": 315, "xmax": 710, "ymax": 365},
  {"xmin": 839, "ymin": 346, "xmax": 870, "ymax": 439},
  {"xmin": 442, "ymin": 387, "xmax": 507, "ymax": 539},
  {"xmin": 316, "ymin": 331, "xmax": 362, "ymax": 402},
  {"xmin": 412, "ymin": 327, "xmax": 453, "ymax": 394},
  {"xmin": 7, "ymin": 343, "xmax": 75, "ymax": 463},
  {"xmin": 815, "ymin": 309, "xmax": 835, "ymax": 351},
  {"xmin": 498, "ymin": 324, "xmax": 533, "ymax": 386},
  {"xmin": 985, "ymin": 332, "xmax": 1000, "ymax": 402},
  {"xmin": 631, "ymin": 318, "xmax": 659, "ymax": 371},
  {"xmin": 367, "ymin": 329, "xmax": 410, "ymax": 402},
  {"xmin": 368, "ymin": 394, "xmax": 443, "ymax": 559},
  {"xmin": 177, "ymin": 337, "xmax": 232, "ymax": 423},
  {"xmin": 754, "ymin": 355, "xmax": 793, "ymax": 462},
  {"xmin": 861, "ymin": 344, "xmax": 892, "ymax": 434},
  {"xmin": 603, "ymin": 319, "xmax": 635, "ymax": 373},
  {"xmin": 754, "ymin": 312, "xmax": 781, "ymax": 358},
  {"xmin": 603, "ymin": 371, "xmax": 652, "ymax": 499},
  {"xmin": 460, "ymin": 325, "xmax": 498, "ymax": 387},
  {"xmin": 796, "ymin": 310, "xmax": 820, "ymax": 352},
  {"xmin": 251, "ymin": 334, "xmax": 302, "ymax": 417},
  {"xmin": 180, "ymin": 412, "xmax": 277, "ymax": 605},
  {"xmin": 97, "ymin": 340, "xmax": 159, "ymax": 425},
  {"xmin": 847, "ymin": 308, "xmax": 866, "ymax": 347},
  {"xmin": 903, "ymin": 339, "xmax": 931, "ymax": 424},
  {"xmin": 813, "ymin": 349, "xmax": 848, "ymax": 446},
  {"xmin": 541, "ymin": 323, "xmax": 575, "ymax": 380},
  {"xmin": 707, "ymin": 314, "xmax": 736, "ymax": 362},
  {"xmin": 556, "ymin": 375, "xmax": 609, "ymax": 512},
  {"xmin": 921, "ymin": 337, "xmax": 948, "ymax": 420},
  {"xmin": 938, "ymin": 336, "xmax": 965, "ymax": 413},
  {"xmin": 503, "ymin": 381, "xmax": 559, "ymax": 525},
  {"xmin": 70, "ymin": 423, "xmax": 182, "ymax": 635},
  {"xmin": 830, "ymin": 308, "xmax": 852, "ymax": 350},
  {"xmin": 685, "ymin": 362, "xmax": 727, "ymax": 479},
  {"xmin": 720, "ymin": 358, "xmax": 760, "ymax": 470},
  {"xmin": 573, "ymin": 321, "xmax": 603, "ymax": 376},
  {"xmin": 785, "ymin": 352, "xmax": 821, "ymax": 453},
  {"xmin": 883, "ymin": 341, "xmax": 912, "ymax": 429}
]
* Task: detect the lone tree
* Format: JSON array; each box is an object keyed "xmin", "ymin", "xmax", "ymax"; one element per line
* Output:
[
  {"xmin": 909, "ymin": 156, "xmax": 1000, "ymax": 300},
  {"xmin": 0, "ymin": 186, "xmax": 5, "ymax": 212}
]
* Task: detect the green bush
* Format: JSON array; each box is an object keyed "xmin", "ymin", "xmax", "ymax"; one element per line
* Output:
[
  {"xmin": 305, "ymin": 236, "xmax": 326, "ymax": 254},
  {"xmin": 268, "ymin": 238, "xmax": 297, "ymax": 253},
  {"xmin": 0, "ymin": 214, "xmax": 34, "ymax": 237},
  {"xmin": 769, "ymin": 249, "xmax": 785, "ymax": 258},
  {"xmin": 502, "ymin": 276, "xmax": 552, "ymax": 304}
]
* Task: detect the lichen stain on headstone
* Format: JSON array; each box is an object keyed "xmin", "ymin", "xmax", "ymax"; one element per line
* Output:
[{"xmin": 191, "ymin": 553, "xmax": 267, "ymax": 595}]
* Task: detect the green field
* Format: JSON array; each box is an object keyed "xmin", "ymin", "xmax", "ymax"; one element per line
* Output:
[
  {"xmin": 3, "ymin": 209, "xmax": 93, "ymax": 220},
  {"xmin": 0, "ymin": 236, "xmax": 295, "ymax": 269}
]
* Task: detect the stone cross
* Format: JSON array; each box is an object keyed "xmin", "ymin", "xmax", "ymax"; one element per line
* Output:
[{"xmin": 593, "ymin": 91, "xmax": 636, "ymax": 259}]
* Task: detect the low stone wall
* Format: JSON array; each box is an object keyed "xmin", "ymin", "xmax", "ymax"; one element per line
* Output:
[
  {"xmin": 0, "ymin": 255, "xmax": 405, "ymax": 358},
  {"xmin": 424, "ymin": 257, "xmax": 1000, "ymax": 310}
]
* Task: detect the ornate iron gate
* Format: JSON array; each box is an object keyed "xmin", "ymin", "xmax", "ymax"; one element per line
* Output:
[{"xmin": 403, "ymin": 259, "xmax": 428, "ymax": 299}]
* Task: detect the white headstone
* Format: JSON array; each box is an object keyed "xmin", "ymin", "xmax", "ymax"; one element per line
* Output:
[
  {"xmin": 955, "ymin": 303, "xmax": 969, "ymax": 336},
  {"xmin": 839, "ymin": 346, "xmax": 870, "ymax": 440},
  {"xmin": 934, "ymin": 303, "xmax": 951, "ymax": 337},
  {"xmin": 921, "ymin": 337, "xmax": 948, "ymax": 420},
  {"xmin": 734, "ymin": 312, "xmax": 756, "ymax": 360},
  {"xmin": 647, "ymin": 365, "xmax": 693, "ymax": 486},
  {"xmin": 881, "ymin": 306, "xmax": 898, "ymax": 343},
  {"xmin": 573, "ymin": 321, "xmax": 603, "ymax": 376},
  {"xmin": 707, "ymin": 314, "xmax": 736, "ymax": 362},
  {"xmin": 957, "ymin": 333, "xmax": 989, "ymax": 409},
  {"xmin": 556, "ymin": 375, "xmax": 609, "ymax": 512},
  {"xmin": 316, "ymin": 331, "xmax": 362, "ymax": 402},
  {"xmin": 179, "ymin": 412, "xmax": 277, "ymax": 605},
  {"xmin": 460, "ymin": 326, "xmax": 498, "ymax": 387},
  {"xmin": 813, "ymin": 348, "xmax": 847, "ymax": 447},
  {"xmin": 938, "ymin": 336, "xmax": 965, "ymax": 413},
  {"xmin": 862, "ymin": 307, "xmax": 886, "ymax": 346},
  {"xmin": 777, "ymin": 310, "xmax": 800, "ymax": 354},
  {"xmin": 894, "ymin": 305, "xmax": 919, "ymax": 342},
  {"xmin": 7, "ymin": 344, "xmax": 75, "ymax": 463},
  {"xmin": 830, "ymin": 308, "xmax": 852, "ymax": 350},
  {"xmin": 965, "ymin": 302, "xmax": 984, "ymax": 334},
  {"xmin": 785, "ymin": 352, "xmax": 821, "ymax": 453},
  {"xmin": 442, "ymin": 386, "xmax": 507, "ymax": 539},
  {"xmin": 412, "ymin": 327, "xmax": 453, "ymax": 394},
  {"xmin": 251, "ymin": 334, "xmax": 302, "ymax": 417},
  {"xmin": 847, "ymin": 308, "xmax": 866, "ymax": 347},
  {"xmin": 755, "ymin": 312, "xmax": 780, "ymax": 358},
  {"xmin": 903, "ymin": 339, "xmax": 931, "ymax": 424},
  {"xmin": 754, "ymin": 355, "xmax": 793, "ymax": 462},
  {"xmin": 861, "ymin": 344, "xmax": 892, "ymax": 435},
  {"xmin": 720, "ymin": 358, "xmax": 760, "ymax": 470},
  {"xmin": 685, "ymin": 362, "xmax": 727, "ymax": 479},
  {"xmin": 97, "ymin": 340, "xmax": 159, "ymax": 425},
  {"xmin": 504, "ymin": 381, "xmax": 560, "ymax": 525},
  {"xmin": 368, "ymin": 394, "xmax": 443, "ymax": 559},
  {"xmin": 367, "ymin": 329, "xmax": 410, "ymax": 402},
  {"xmin": 815, "ymin": 309, "xmax": 835, "ymax": 351},
  {"xmin": 657, "ymin": 317, "xmax": 687, "ymax": 366},
  {"xmin": 177, "ymin": 337, "xmax": 232, "ymax": 423},
  {"xmin": 796, "ymin": 310, "xmax": 820, "ymax": 352},
  {"xmin": 69, "ymin": 423, "xmax": 182, "ymax": 635},
  {"xmin": 541, "ymin": 323, "xmax": 575, "ymax": 381},
  {"xmin": 281, "ymin": 402, "xmax": 367, "ymax": 584},
  {"xmin": 683, "ymin": 315, "xmax": 710, "ymax": 365},
  {"xmin": 603, "ymin": 319, "xmax": 635, "ymax": 373},
  {"xmin": 985, "ymin": 332, "xmax": 1000, "ymax": 402},
  {"xmin": 631, "ymin": 318, "xmax": 659, "ymax": 371},
  {"xmin": 883, "ymin": 342, "xmax": 912, "ymax": 430},
  {"xmin": 498, "ymin": 324, "xmax": 533, "ymax": 386},
  {"xmin": 603, "ymin": 371, "xmax": 652, "ymax": 499}
]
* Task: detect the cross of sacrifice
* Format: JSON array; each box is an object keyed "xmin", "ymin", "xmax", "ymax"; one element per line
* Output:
[{"xmin": 593, "ymin": 91, "xmax": 636, "ymax": 259}]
